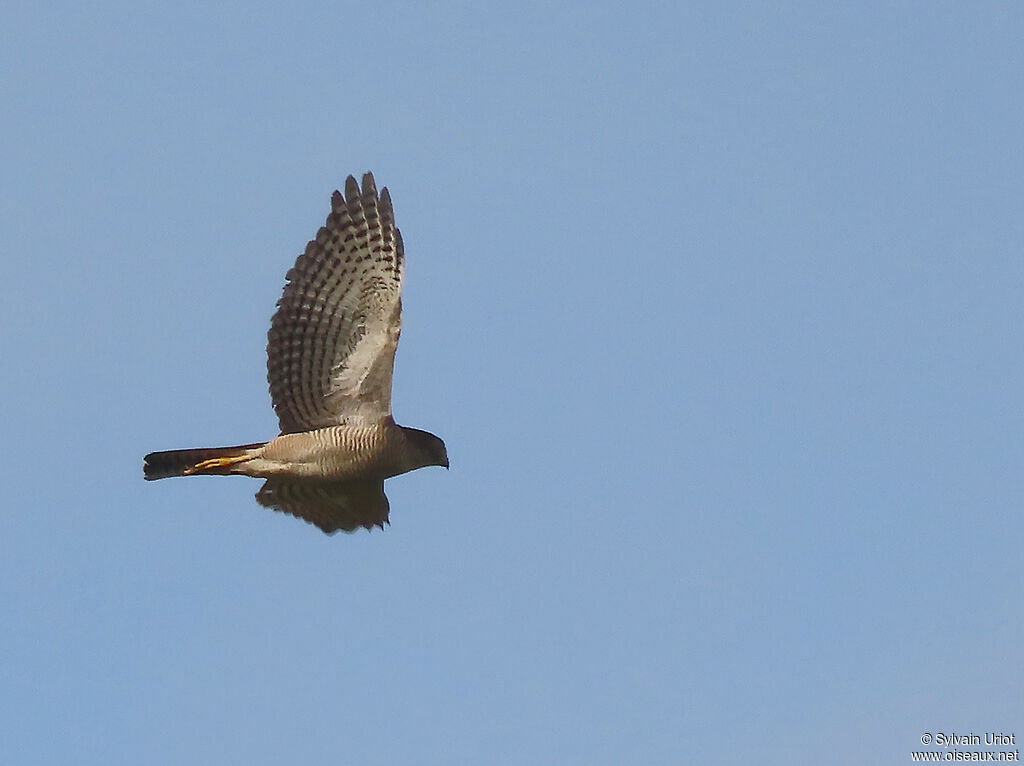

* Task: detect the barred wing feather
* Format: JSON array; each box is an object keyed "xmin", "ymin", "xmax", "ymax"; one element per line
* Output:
[{"xmin": 266, "ymin": 173, "xmax": 405, "ymax": 433}]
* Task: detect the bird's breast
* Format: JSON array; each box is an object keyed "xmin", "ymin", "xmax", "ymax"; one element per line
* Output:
[{"xmin": 257, "ymin": 424, "xmax": 406, "ymax": 479}]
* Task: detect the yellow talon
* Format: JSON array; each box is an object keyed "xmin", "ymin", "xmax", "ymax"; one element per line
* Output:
[{"xmin": 185, "ymin": 455, "xmax": 250, "ymax": 474}]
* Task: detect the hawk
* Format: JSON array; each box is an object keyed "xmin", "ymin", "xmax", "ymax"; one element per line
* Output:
[{"xmin": 144, "ymin": 173, "xmax": 448, "ymax": 534}]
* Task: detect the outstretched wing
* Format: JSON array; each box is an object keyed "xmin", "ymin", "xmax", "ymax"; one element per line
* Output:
[
  {"xmin": 255, "ymin": 478, "xmax": 390, "ymax": 533},
  {"xmin": 267, "ymin": 173, "xmax": 405, "ymax": 434}
]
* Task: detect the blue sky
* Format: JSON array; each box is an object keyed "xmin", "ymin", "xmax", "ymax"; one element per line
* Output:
[{"xmin": 2, "ymin": 2, "xmax": 1022, "ymax": 764}]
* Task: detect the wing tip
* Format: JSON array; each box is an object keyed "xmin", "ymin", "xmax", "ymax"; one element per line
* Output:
[
  {"xmin": 344, "ymin": 175, "xmax": 360, "ymax": 201},
  {"xmin": 334, "ymin": 172, "xmax": 383, "ymax": 208},
  {"xmin": 361, "ymin": 171, "xmax": 377, "ymax": 196}
]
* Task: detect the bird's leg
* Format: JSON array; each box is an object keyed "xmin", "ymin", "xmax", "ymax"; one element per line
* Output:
[{"xmin": 184, "ymin": 454, "xmax": 252, "ymax": 475}]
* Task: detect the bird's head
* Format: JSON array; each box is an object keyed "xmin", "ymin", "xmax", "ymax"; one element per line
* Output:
[{"xmin": 402, "ymin": 427, "xmax": 449, "ymax": 470}]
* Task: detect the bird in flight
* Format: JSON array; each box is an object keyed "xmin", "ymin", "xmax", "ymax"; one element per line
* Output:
[{"xmin": 144, "ymin": 173, "xmax": 448, "ymax": 534}]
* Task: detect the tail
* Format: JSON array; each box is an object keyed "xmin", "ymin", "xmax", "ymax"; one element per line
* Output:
[{"xmin": 143, "ymin": 442, "xmax": 266, "ymax": 480}]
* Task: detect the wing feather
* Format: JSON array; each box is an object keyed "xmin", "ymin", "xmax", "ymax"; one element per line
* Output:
[
  {"xmin": 255, "ymin": 478, "xmax": 390, "ymax": 533},
  {"xmin": 267, "ymin": 173, "xmax": 405, "ymax": 433}
]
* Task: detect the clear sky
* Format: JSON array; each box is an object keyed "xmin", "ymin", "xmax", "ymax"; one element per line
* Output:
[{"xmin": 2, "ymin": 2, "xmax": 1021, "ymax": 764}]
